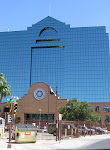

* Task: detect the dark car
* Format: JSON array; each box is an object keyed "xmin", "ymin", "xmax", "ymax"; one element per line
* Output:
[
  {"xmin": 48, "ymin": 123, "xmax": 78, "ymax": 136},
  {"xmin": 48, "ymin": 123, "xmax": 56, "ymax": 135}
]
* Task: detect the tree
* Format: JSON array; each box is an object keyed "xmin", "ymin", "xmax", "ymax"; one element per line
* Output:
[
  {"xmin": 87, "ymin": 113, "xmax": 99, "ymax": 122},
  {"xmin": 0, "ymin": 73, "xmax": 11, "ymax": 103},
  {"xmin": 58, "ymin": 99, "xmax": 99, "ymax": 122},
  {"xmin": 0, "ymin": 73, "xmax": 4, "ymax": 80}
]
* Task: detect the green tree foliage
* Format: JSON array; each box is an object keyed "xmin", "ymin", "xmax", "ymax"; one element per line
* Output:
[
  {"xmin": 87, "ymin": 113, "xmax": 99, "ymax": 122},
  {"xmin": 58, "ymin": 99, "xmax": 99, "ymax": 122},
  {"xmin": 0, "ymin": 73, "xmax": 11, "ymax": 103}
]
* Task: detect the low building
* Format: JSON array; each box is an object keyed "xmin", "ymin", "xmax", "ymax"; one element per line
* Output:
[
  {"xmin": 89, "ymin": 102, "xmax": 110, "ymax": 123},
  {"xmin": 0, "ymin": 82, "xmax": 67, "ymax": 124},
  {"xmin": 0, "ymin": 82, "xmax": 110, "ymax": 124}
]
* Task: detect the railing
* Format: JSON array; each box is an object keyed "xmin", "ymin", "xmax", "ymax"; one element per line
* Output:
[{"xmin": 59, "ymin": 120, "xmax": 110, "ymax": 140}]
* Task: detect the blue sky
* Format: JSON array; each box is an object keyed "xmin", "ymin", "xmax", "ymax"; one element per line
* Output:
[{"xmin": 0, "ymin": 0, "xmax": 110, "ymax": 34}]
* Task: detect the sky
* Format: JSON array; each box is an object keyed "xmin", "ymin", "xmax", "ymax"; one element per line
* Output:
[{"xmin": 0, "ymin": 0, "xmax": 110, "ymax": 35}]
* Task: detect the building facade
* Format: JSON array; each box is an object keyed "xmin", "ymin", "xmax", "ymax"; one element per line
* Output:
[
  {"xmin": 0, "ymin": 82, "xmax": 67, "ymax": 123},
  {"xmin": 0, "ymin": 82, "xmax": 110, "ymax": 123},
  {"xmin": 0, "ymin": 16, "xmax": 109, "ymax": 103},
  {"xmin": 89, "ymin": 102, "xmax": 110, "ymax": 123}
]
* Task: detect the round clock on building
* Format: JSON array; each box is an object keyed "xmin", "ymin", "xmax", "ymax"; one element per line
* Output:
[{"xmin": 34, "ymin": 88, "xmax": 45, "ymax": 100}]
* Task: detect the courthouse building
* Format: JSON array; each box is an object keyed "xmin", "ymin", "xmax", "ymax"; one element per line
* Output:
[
  {"xmin": 0, "ymin": 82, "xmax": 110, "ymax": 123},
  {"xmin": 0, "ymin": 16, "xmax": 110, "ymax": 123},
  {"xmin": 0, "ymin": 82, "xmax": 67, "ymax": 123}
]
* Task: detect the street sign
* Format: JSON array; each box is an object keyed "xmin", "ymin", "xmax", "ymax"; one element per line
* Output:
[
  {"xmin": 7, "ymin": 98, "xmax": 16, "ymax": 102},
  {"xmin": 7, "ymin": 98, "xmax": 10, "ymax": 101},
  {"xmin": 59, "ymin": 114, "xmax": 62, "ymax": 120},
  {"xmin": 68, "ymin": 125, "xmax": 70, "ymax": 129},
  {"xmin": 8, "ymin": 115, "xmax": 13, "ymax": 123},
  {"xmin": 11, "ymin": 99, "xmax": 16, "ymax": 102}
]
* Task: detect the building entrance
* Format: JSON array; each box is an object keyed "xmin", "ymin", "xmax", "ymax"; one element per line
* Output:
[{"xmin": 25, "ymin": 113, "xmax": 54, "ymax": 123}]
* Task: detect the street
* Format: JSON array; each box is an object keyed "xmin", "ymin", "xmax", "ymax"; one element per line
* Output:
[{"xmin": 84, "ymin": 139, "xmax": 110, "ymax": 149}]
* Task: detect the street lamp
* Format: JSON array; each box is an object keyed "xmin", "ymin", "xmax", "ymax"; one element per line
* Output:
[{"xmin": 39, "ymin": 109, "xmax": 41, "ymax": 128}]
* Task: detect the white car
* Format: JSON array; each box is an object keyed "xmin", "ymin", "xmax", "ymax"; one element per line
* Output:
[
  {"xmin": 42, "ymin": 128, "xmax": 48, "ymax": 133},
  {"xmin": 96, "ymin": 127, "xmax": 108, "ymax": 134},
  {"xmin": 103, "ymin": 129, "xmax": 108, "ymax": 134}
]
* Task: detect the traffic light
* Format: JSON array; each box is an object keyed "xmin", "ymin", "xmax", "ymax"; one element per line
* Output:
[{"xmin": 14, "ymin": 103, "xmax": 17, "ymax": 113}]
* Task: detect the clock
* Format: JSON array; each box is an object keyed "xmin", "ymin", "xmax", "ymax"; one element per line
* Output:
[{"xmin": 34, "ymin": 88, "xmax": 45, "ymax": 100}]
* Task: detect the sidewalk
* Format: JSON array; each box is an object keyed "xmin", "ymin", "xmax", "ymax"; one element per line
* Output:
[{"xmin": 0, "ymin": 134, "xmax": 110, "ymax": 150}]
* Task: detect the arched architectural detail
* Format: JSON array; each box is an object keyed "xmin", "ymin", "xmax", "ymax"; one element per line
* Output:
[{"xmin": 39, "ymin": 27, "xmax": 57, "ymax": 36}]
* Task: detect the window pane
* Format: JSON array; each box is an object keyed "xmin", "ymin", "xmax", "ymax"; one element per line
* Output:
[
  {"xmin": 105, "ymin": 115, "xmax": 109, "ymax": 122},
  {"xmin": 104, "ymin": 106, "xmax": 109, "ymax": 112},
  {"xmin": 95, "ymin": 106, "xmax": 101, "ymax": 112}
]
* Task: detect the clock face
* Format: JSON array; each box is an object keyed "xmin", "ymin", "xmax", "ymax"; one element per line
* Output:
[{"xmin": 34, "ymin": 88, "xmax": 45, "ymax": 100}]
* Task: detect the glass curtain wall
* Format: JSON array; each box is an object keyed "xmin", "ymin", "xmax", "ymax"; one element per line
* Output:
[
  {"xmin": 0, "ymin": 17, "xmax": 110, "ymax": 103},
  {"xmin": 31, "ymin": 47, "xmax": 65, "ymax": 97}
]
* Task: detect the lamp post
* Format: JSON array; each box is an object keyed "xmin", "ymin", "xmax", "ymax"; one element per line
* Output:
[
  {"xmin": 39, "ymin": 109, "xmax": 41, "ymax": 128},
  {"xmin": 48, "ymin": 85, "xmax": 50, "ymax": 124},
  {"xmin": 55, "ymin": 95, "xmax": 58, "ymax": 121},
  {"xmin": 59, "ymin": 114, "xmax": 62, "ymax": 143}
]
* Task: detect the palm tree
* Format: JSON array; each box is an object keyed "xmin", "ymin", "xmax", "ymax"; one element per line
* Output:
[
  {"xmin": 0, "ymin": 73, "xmax": 4, "ymax": 80},
  {"xmin": 0, "ymin": 73, "xmax": 11, "ymax": 103}
]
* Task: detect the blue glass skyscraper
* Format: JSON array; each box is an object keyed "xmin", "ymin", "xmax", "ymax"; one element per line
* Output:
[{"xmin": 0, "ymin": 16, "xmax": 109, "ymax": 102}]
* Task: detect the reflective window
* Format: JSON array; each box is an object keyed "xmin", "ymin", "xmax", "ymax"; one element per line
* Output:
[
  {"xmin": 0, "ymin": 17, "xmax": 109, "ymax": 103},
  {"xmin": 104, "ymin": 106, "xmax": 109, "ymax": 112},
  {"xmin": 31, "ymin": 47, "xmax": 64, "ymax": 98},
  {"xmin": 27, "ymin": 114, "xmax": 54, "ymax": 121},
  {"xmin": 105, "ymin": 115, "xmax": 109, "ymax": 122},
  {"xmin": 95, "ymin": 106, "xmax": 101, "ymax": 112}
]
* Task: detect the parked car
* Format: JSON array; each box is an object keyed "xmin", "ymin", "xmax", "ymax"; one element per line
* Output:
[
  {"xmin": 42, "ymin": 126, "xmax": 48, "ymax": 133},
  {"xmin": 91, "ymin": 126, "xmax": 102, "ymax": 134},
  {"xmin": 48, "ymin": 123, "xmax": 56, "ymax": 135},
  {"xmin": 97, "ymin": 127, "xmax": 108, "ymax": 134},
  {"xmin": 78, "ymin": 125, "xmax": 95, "ymax": 135},
  {"xmin": 48, "ymin": 123, "xmax": 78, "ymax": 136},
  {"xmin": 37, "ymin": 126, "xmax": 47, "ymax": 132},
  {"xmin": 85, "ymin": 126, "xmax": 95, "ymax": 135},
  {"xmin": 91, "ymin": 126, "xmax": 108, "ymax": 134},
  {"xmin": 78, "ymin": 125, "xmax": 87, "ymax": 135}
]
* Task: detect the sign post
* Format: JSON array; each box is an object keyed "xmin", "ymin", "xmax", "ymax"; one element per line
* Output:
[
  {"xmin": 7, "ymin": 115, "xmax": 13, "ymax": 148},
  {"xmin": 8, "ymin": 115, "xmax": 13, "ymax": 123},
  {"xmin": 59, "ymin": 114, "xmax": 62, "ymax": 143},
  {"xmin": 7, "ymin": 96, "xmax": 18, "ymax": 148},
  {"xmin": 56, "ymin": 119, "xmax": 58, "ymax": 141}
]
